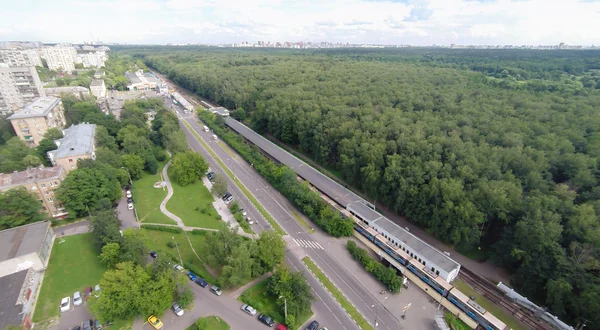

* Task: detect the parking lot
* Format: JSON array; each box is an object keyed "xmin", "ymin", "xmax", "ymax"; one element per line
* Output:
[{"xmin": 49, "ymin": 296, "xmax": 95, "ymax": 330}]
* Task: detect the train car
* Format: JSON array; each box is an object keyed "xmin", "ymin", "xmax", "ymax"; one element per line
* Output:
[
  {"xmin": 447, "ymin": 288, "xmax": 508, "ymax": 330},
  {"xmin": 373, "ymin": 234, "xmax": 409, "ymax": 266},
  {"xmin": 354, "ymin": 222, "xmax": 378, "ymax": 241},
  {"xmin": 407, "ymin": 258, "xmax": 453, "ymax": 296}
]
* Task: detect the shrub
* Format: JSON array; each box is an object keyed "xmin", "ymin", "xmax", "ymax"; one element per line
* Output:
[
  {"xmin": 167, "ymin": 241, "xmax": 176, "ymax": 248},
  {"xmin": 189, "ymin": 229, "xmax": 208, "ymax": 236},
  {"xmin": 347, "ymin": 240, "xmax": 403, "ymax": 293},
  {"xmin": 215, "ymin": 215, "xmax": 222, "ymax": 220},
  {"xmin": 176, "ymin": 287, "xmax": 195, "ymax": 309},
  {"xmin": 140, "ymin": 224, "xmax": 183, "ymax": 233}
]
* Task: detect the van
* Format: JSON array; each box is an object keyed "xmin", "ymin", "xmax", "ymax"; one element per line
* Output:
[
  {"xmin": 212, "ymin": 135, "xmax": 218, "ymax": 141},
  {"xmin": 203, "ymin": 126, "xmax": 209, "ymax": 132}
]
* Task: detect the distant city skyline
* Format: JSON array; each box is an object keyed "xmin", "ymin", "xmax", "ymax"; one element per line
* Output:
[{"xmin": 1, "ymin": 0, "xmax": 599, "ymax": 46}]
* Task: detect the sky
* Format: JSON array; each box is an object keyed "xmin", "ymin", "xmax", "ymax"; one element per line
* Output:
[{"xmin": 0, "ymin": 0, "xmax": 599, "ymax": 45}]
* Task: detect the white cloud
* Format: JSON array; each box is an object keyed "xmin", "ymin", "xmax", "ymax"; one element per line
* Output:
[{"xmin": 0, "ymin": 0, "xmax": 599, "ymax": 44}]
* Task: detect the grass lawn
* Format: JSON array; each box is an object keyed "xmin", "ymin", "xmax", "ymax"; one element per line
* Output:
[
  {"xmin": 108, "ymin": 317, "xmax": 134, "ymax": 330},
  {"xmin": 141, "ymin": 229, "xmax": 218, "ymax": 285},
  {"xmin": 132, "ymin": 162, "xmax": 176, "ymax": 225},
  {"xmin": 302, "ymin": 257, "xmax": 372, "ymax": 330},
  {"xmin": 186, "ymin": 316, "xmax": 230, "ymax": 330},
  {"xmin": 166, "ymin": 180, "xmax": 222, "ymax": 229},
  {"xmin": 454, "ymin": 280, "xmax": 527, "ymax": 330},
  {"xmin": 33, "ymin": 233, "xmax": 106, "ymax": 322},
  {"xmin": 445, "ymin": 312, "xmax": 471, "ymax": 330}
]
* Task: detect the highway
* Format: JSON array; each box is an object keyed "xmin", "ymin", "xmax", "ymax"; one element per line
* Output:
[
  {"xmin": 179, "ymin": 113, "xmax": 407, "ymax": 330},
  {"xmin": 177, "ymin": 112, "xmax": 361, "ymax": 330}
]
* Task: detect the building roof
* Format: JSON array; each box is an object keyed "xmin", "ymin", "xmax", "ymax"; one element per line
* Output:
[
  {"xmin": 90, "ymin": 79, "xmax": 104, "ymax": 87},
  {"xmin": 0, "ymin": 270, "xmax": 28, "ymax": 330},
  {"xmin": 44, "ymin": 86, "xmax": 90, "ymax": 94},
  {"xmin": 125, "ymin": 73, "xmax": 142, "ymax": 84},
  {"xmin": 0, "ymin": 166, "xmax": 64, "ymax": 190},
  {"xmin": 7, "ymin": 97, "xmax": 61, "ymax": 120},
  {"xmin": 48, "ymin": 123, "xmax": 96, "ymax": 159},
  {"xmin": 211, "ymin": 107, "xmax": 230, "ymax": 116},
  {"xmin": 0, "ymin": 221, "xmax": 50, "ymax": 262}
]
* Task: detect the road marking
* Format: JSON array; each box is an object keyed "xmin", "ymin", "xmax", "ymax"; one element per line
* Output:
[{"xmin": 315, "ymin": 242, "xmax": 324, "ymax": 250}]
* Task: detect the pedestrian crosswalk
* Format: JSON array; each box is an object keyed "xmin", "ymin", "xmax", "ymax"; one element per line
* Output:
[{"xmin": 292, "ymin": 238, "xmax": 324, "ymax": 250}]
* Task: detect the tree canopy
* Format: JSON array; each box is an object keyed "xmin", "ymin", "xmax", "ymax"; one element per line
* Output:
[
  {"xmin": 0, "ymin": 188, "xmax": 46, "ymax": 230},
  {"xmin": 168, "ymin": 150, "xmax": 208, "ymax": 186}
]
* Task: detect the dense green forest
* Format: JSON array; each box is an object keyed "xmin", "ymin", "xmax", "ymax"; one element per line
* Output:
[{"xmin": 121, "ymin": 47, "xmax": 600, "ymax": 326}]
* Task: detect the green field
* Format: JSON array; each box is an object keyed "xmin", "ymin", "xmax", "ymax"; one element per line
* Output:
[
  {"xmin": 141, "ymin": 229, "xmax": 217, "ymax": 285},
  {"xmin": 33, "ymin": 233, "xmax": 106, "ymax": 322},
  {"xmin": 166, "ymin": 180, "xmax": 222, "ymax": 229},
  {"xmin": 132, "ymin": 162, "xmax": 176, "ymax": 225},
  {"xmin": 454, "ymin": 280, "xmax": 526, "ymax": 330},
  {"xmin": 186, "ymin": 316, "xmax": 230, "ymax": 330}
]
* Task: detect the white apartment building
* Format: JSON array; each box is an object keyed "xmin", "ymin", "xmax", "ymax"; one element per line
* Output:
[
  {"xmin": 21, "ymin": 49, "xmax": 42, "ymax": 67},
  {"xmin": 0, "ymin": 66, "xmax": 46, "ymax": 115},
  {"xmin": 76, "ymin": 51, "xmax": 106, "ymax": 68},
  {"xmin": 40, "ymin": 46, "xmax": 77, "ymax": 73},
  {"xmin": 90, "ymin": 79, "xmax": 106, "ymax": 98},
  {"xmin": 0, "ymin": 49, "xmax": 42, "ymax": 67}
]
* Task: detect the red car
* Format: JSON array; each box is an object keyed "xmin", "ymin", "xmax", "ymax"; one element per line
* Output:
[
  {"xmin": 276, "ymin": 324, "xmax": 288, "ymax": 330},
  {"xmin": 84, "ymin": 287, "xmax": 93, "ymax": 301}
]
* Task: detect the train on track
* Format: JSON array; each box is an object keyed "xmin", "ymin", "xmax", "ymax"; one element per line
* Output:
[{"xmin": 354, "ymin": 219, "xmax": 508, "ymax": 330}]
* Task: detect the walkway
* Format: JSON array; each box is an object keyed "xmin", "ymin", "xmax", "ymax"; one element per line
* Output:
[{"xmin": 229, "ymin": 271, "xmax": 272, "ymax": 298}]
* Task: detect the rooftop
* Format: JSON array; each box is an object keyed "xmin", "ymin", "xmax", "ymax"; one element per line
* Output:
[
  {"xmin": 44, "ymin": 86, "xmax": 89, "ymax": 94},
  {"xmin": 0, "ymin": 221, "xmax": 51, "ymax": 262},
  {"xmin": 90, "ymin": 79, "xmax": 104, "ymax": 87},
  {"xmin": 0, "ymin": 270, "xmax": 28, "ymax": 330},
  {"xmin": 7, "ymin": 97, "xmax": 61, "ymax": 120},
  {"xmin": 0, "ymin": 166, "xmax": 64, "ymax": 190},
  {"xmin": 211, "ymin": 107, "xmax": 230, "ymax": 116},
  {"xmin": 48, "ymin": 123, "xmax": 96, "ymax": 160}
]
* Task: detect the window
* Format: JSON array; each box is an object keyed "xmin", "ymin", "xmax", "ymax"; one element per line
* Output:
[
  {"xmin": 41, "ymin": 183, "xmax": 46, "ymax": 188},
  {"xmin": 424, "ymin": 261, "xmax": 426, "ymax": 266},
  {"xmin": 50, "ymin": 181, "xmax": 56, "ymax": 187},
  {"xmin": 47, "ymin": 198, "xmax": 53, "ymax": 202},
  {"xmin": 68, "ymin": 159, "xmax": 73, "ymax": 162},
  {"xmin": 422, "ymin": 260, "xmax": 425, "ymax": 265},
  {"xmin": 431, "ymin": 267, "xmax": 435, "ymax": 272},
  {"xmin": 436, "ymin": 270, "xmax": 440, "ymax": 275}
]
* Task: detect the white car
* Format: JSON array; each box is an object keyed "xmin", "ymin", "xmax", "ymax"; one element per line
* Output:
[
  {"xmin": 172, "ymin": 302, "xmax": 184, "ymax": 316},
  {"xmin": 127, "ymin": 203, "xmax": 133, "ymax": 210},
  {"xmin": 173, "ymin": 264, "xmax": 184, "ymax": 272},
  {"xmin": 241, "ymin": 304, "xmax": 257, "ymax": 316},
  {"xmin": 73, "ymin": 291, "xmax": 82, "ymax": 307},
  {"xmin": 240, "ymin": 209, "xmax": 247, "ymax": 216},
  {"xmin": 224, "ymin": 196, "xmax": 234, "ymax": 205},
  {"xmin": 246, "ymin": 217, "xmax": 254, "ymax": 225},
  {"xmin": 60, "ymin": 297, "xmax": 71, "ymax": 312},
  {"xmin": 126, "ymin": 190, "xmax": 132, "ymax": 198}
]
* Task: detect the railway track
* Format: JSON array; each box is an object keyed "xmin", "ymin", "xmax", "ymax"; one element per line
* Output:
[{"xmin": 459, "ymin": 268, "xmax": 552, "ymax": 330}]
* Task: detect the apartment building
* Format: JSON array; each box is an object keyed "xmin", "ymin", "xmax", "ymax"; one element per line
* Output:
[
  {"xmin": 0, "ymin": 166, "xmax": 67, "ymax": 218},
  {"xmin": 39, "ymin": 46, "xmax": 76, "ymax": 73},
  {"xmin": 7, "ymin": 97, "xmax": 66, "ymax": 146},
  {"xmin": 90, "ymin": 79, "xmax": 106, "ymax": 98},
  {"xmin": 44, "ymin": 86, "xmax": 90, "ymax": 99},
  {"xmin": 76, "ymin": 51, "xmax": 107, "ymax": 68},
  {"xmin": 0, "ymin": 49, "xmax": 40, "ymax": 67},
  {"xmin": 0, "ymin": 66, "xmax": 46, "ymax": 115},
  {"xmin": 47, "ymin": 123, "xmax": 96, "ymax": 173}
]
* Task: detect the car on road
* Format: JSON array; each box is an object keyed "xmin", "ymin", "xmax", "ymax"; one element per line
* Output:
[
  {"xmin": 126, "ymin": 190, "xmax": 132, "ymax": 198},
  {"xmin": 222, "ymin": 192, "xmax": 231, "ymax": 200},
  {"xmin": 149, "ymin": 251, "xmax": 158, "ymax": 258},
  {"xmin": 187, "ymin": 272, "xmax": 197, "ymax": 281},
  {"xmin": 246, "ymin": 217, "xmax": 254, "ymax": 224},
  {"xmin": 224, "ymin": 195, "xmax": 234, "ymax": 204},
  {"xmin": 240, "ymin": 209, "xmax": 247, "ymax": 216},
  {"xmin": 172, "ymin": 302, "xmax": 184, "ymax": 316},
  {"xmin": 93, "ymin": 284, "xmax": 101, "ymax": 298},
  {"xmin": 73, "ymin": 291, "xmax": 82, "ymax": 307},
  {"xmin": 127, "ymin": 203, "xmax": 133, "ymax": 210},
  {"xmin": 194, "ymin": 277, "xmax": 208, "ymax": 288},
  {"xmin": 258, "ymin": 314, "xmax": 275, "ymax": 327},
  {"xmin": 241, "ymin": 304, "xmax": 257, "ymax": 316},
  {"xmin": 82, "ymin": 319, "xmax": 93, "ymax": 330},
  {"xmin": 60, "ymin": 297, "xmax": 70, "ymax": 312},
  {"xmin": 305, "ymin": 321, "xmax": 319, "ymax": 330},
  {"xmin": 210, "ymin": 286, "xmax": 222, "ymax": 296},
  {"xmin": 148, "ymin": 315, "xmax": 163, "ymax": 329},
  {"xmin": 94, "ymin": 319, "xmax": 103, "ymax": 330}
]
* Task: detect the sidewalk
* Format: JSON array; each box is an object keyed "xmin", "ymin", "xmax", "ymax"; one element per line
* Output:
[{"xmin": 229, "ymin": 271, "xmax": 273, "ymax": 298}]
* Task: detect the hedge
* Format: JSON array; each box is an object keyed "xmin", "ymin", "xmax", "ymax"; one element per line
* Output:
[
  {"xmin": 141, "ymin": 224, "xmax": 184, "ymax": 233},
  {"xmin": 347, "ymin": 240, "xmax": 403, "ymax": 293}
]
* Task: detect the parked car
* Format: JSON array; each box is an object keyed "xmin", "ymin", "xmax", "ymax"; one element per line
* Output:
[
  {"xmin": 224, "ymin": 196, "xmax": 234, "ymax": 204},
  {"xmin": 72, "ymin": 326, "xmax": 81, "ymax": 330},
  {"xmin": 60, "ymin": 297, "xmax": 71, "ymax": 312},
  {"xmin": 194, "ymin": 277, "xmax": 208, "ymax": 288},
  {"xmin": 127, "ymin": 203, "xmax": 134, "ymax": 210},
  {"xmin": 305, "ymin": 321, "xmax": 319, "ymax": 330},
  {"xmin": 240, "ymin": 209, "xmax": 247, "ymax": 216},
  {"xmin": 172, "ymin": 302, "xmax": 184, "ymax": 316},
  {"xmin": 149, "ymin": 251, "xmax": 158, "ymax": 258},
  {"xmin": 148, "ymin": 315, "xmax": 163, "ymax": 329},
  {"xmin": 82, "ymin": 319, "xmax": 93, "ymax": 330},
  {"xmin": 241, "ymin": 304, "xmax": 257, "ymax": 316},
  {"xmin": 84, "ymin": 287, "xmax": 92, "ymax": 301},
  {"xmin": 93, "ymin": 284, "xmax": 101, "ymax": 298},
  {"xmin": 210, "ymin": 286, "xmax": 222, "ymax": 296},
  {"xmin": 127, "ymin": 197, "xmax": 133, "ymax": 203},
  {"xmin": 275, "ymin": 325, "xmax": 288, "ymax": 330},
  {"xmin": 246, "ymin": 217, "xmax": 254, "ymax": 225},
  {"xmin": 126, "ymin": 190, "xmax": 132, "ymax": 198},
  {"xmin": 73, "ymin": 291, "xmax": 82, "ymax": 307},
  {"xmin": 258, "ymin": 314, "xmax": 275, "ymax": 327},
  {"xmin": 187, "ymin": 272, "xmax": 198, "ymax": 281},
  {"xmin": 173, "ymin": 264, "xmax": 184, "ymax": 272},
  {"xmin": 94, "ymin": 319, "xmax": 103, "ymax": 330}
]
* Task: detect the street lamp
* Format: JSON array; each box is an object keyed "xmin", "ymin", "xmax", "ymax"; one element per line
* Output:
[
  {"xmin": 371, "ymin": 296, "xmax": 388, "ymax": 329},
  {"xmin": 279, "ymin": 296, "xmax": 287, "ymax": 323},
  {"xmin": 172, "ymin": 237, "xmax": 183, "ymax": 267}
]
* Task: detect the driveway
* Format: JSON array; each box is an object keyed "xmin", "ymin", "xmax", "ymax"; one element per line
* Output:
[
  {"xmin": 54, "ymin": 220, "xmax": 90, "ymax": 237},
  {"xmin": 48, "ymin": 299, "xmax": 94, "ymax": 330},
  {"xmin": 117, "ymin": 190, "xmax": 138, "ymax": 229}
]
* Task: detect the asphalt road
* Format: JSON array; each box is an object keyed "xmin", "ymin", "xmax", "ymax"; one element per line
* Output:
[{"xmin": 178, "ymin": 114, "xmax": 360, "ymax": 330}]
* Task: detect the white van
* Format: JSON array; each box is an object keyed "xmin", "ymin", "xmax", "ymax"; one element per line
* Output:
[
  {"xmin": 203, "ymin": 126, "xmax": 209, "ymax": 132},
  {"xmin": 212, "ymin": 135, "xmax": 218, "ymax": 141}
]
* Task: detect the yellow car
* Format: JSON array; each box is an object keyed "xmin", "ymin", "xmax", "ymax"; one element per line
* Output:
[{"xmin": 148, "ymin": 315, "xmax": 163, "ymax": 329}]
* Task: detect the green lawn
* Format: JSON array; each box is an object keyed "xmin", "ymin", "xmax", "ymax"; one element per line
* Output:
[
  {"xmin": 166, "ymin": 180, "xmax": 222, "ymax": 229},
  {"xmin": 33, "ymin": 233, "xmax": 106, "ymax": 322},
  {"xmin": 454, "ymin": 280, "xmax": 527, "ymax": 330},
  {"xmin": 186, "ymin": 316, "xmax": 230, "ymax": 330},
  {"xmin": 141, "ymin": 229, "xmax": 218, "ymax": 285},
  {"xmin": 132, "ymin": 162, "xmax": 176, "ymax": 225},
  {"xmin": 108, "ymin": 317, "xmax": 134, "ymax": 330},
  {"xmin": 445, "ymin": 312, "xmax": 471, "ymax": 330},
  {"xmin": 239, "ymin": 278, "xmax": 283, "ymax": 322}
]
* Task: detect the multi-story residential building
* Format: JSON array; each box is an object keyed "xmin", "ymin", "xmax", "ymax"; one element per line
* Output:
[
  {"xmin": 0, "ymin": 66, "xmax": 46, "ymax": 115},
  {"xmin": 7, "ymin": 97, "xmax": 66, "ymax": 146},
  {"xmin": 21, "ymin": 49, "xmax": 42, "ymax": 67},
  {"xmin": 0, "ymin": 166, "xmax": 67, "ymax": 218},
  {"xmin": 0, "ymin": 221, "xmax": 56, "ymax": 329},
  {"xmin": 76, "ymin": 51, "xmax": 106, "ymax": 68},
  {"xmin": 90, "ymin": 79, "xmax": 106, "ymax": 98},
  {"xmin": 47, "ymin": 123, "xmax": 96, "ymax": 173},
  {"xmin": 0, "ymin": 49, "xmax": 36, "ymax": 67},
  {"xmin": 39, "ymin": 46, "xmax": 76, "ymax": 73},
  {"xmin": 43, "ymin": 86, "xmax": 90, "ymax": 99}
]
